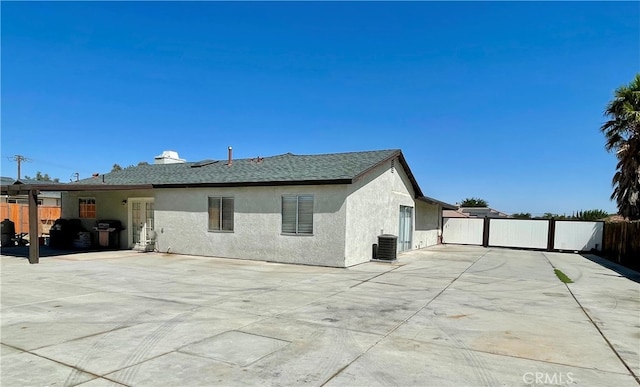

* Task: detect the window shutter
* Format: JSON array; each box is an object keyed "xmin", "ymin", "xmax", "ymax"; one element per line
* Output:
[
  {"xmin": 208, "ymin": 197, "xmax": 221, "ymax": 230},
  {"xmin": 282, "ymin": 196, "xmax": 297, "ymax": 233},
  {"xmin": 222, "ymin": 197, "xmax": 234, "ymax": 231},
  {"xmin": 297, "ymin": 195, "xmax": 314, "ymax": 234}
]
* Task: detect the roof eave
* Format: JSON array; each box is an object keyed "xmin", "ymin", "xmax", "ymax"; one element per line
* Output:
[
  {"xmin": 417, "ymin": 196, "xmax": 457, "ymax": 210},
  {"xmin": 153, "ymin": 179, "xmax": 353, "ymax": 189},
  {"xmin": 1, "ymin": 183, "xmax": 154, "ymax": 195}
]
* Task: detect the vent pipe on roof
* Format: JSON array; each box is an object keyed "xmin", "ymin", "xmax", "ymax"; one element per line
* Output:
[{"xmin": 227, "ymin": 146, "xmax": 233, "ymax": 166}]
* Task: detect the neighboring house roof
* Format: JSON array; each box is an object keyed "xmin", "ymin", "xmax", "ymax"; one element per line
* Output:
[
  {"xmin": 419, "ymin": 196, "xmax": 457, "ymax": 210},
  {"xmin": 0, "ymin": 177, "xmax": 15, "ymax": 185},
  {"xmin": 454, "ymin": 207, "xmax": 510, "ymax": 218},
  {"xmin": 1, "ymin": 176, "xmax": 64, "ymax": 186},
  {"xmin": 0, "ymin": 177, "xmax": 61, "ymax": 198},
  {"xmin": 603, "ymin": 214, "xmax": 626, "ymax": 223},
  {"xmin": 442, "ymin": 209, "xmax": 470, "ymax": 218}
]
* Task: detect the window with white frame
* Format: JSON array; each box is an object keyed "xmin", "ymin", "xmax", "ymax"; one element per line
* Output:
[
  {"xmin": 208, "ymin": 197, "xmax": 234, "ymax": 231},
  {"xmin": 79, "ymin": 198, "xmax": 96, "ymax": 219},
  {"xmin": 282, "ymin": 195, "xmax": 314, "ymax": 235}
]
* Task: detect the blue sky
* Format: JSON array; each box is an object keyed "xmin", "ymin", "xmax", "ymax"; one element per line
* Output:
[{"xmin": 2, "ymin": 1, "xmax": 638, "ymax": 216}]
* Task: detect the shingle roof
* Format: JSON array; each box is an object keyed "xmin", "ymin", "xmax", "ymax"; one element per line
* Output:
[
  {"xmin": 1, "ymin": 176, "xmax": 64, "ymax": 186},
  {"xmin": 0, "ymin": 151, "xmax": 458, "ymax": 207},
  {"xmin": 0, "ymin": 177, "xmax": 15, "ymax": 185},
  {"xmin": 419, "ymin": 195, "xmax": 457, "ymax": 210},
  {"xmin": 76, "ymin": 149, "xmax": 404, "ymax": 187}
]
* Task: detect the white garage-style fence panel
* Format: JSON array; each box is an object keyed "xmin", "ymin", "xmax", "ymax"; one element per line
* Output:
[
  {"xmin": 442, "ymin": 217, "xmax": 604, "ymax": 252},
  {"xmin": 442, "ymin": 218, "xmax": 484, "ymax": 245},
  {"xmin": 488, "ymin": 219, "xmax": 549, "ymax": 249},
  {"xmin": 554, "ymin": 221, "xmax": 604, "ymax": 251}
]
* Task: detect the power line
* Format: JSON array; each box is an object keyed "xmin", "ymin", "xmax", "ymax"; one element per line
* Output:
[
  {"xmin": 6, "ymin": 154, "xmax": 32, "ymax": 180},
  {"xmin": 29, "ymin": 157, "xmax": 95, "ymax": 175}
]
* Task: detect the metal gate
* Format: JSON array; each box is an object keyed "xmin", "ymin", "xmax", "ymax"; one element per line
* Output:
[
  {"xmin": 488, "ymin": 219, "xmax": 548, "ymax": 249},
  {"xmin": 554, "ymin": 221, "xmax": 603, "ymax": 251},
  {"xmin": 442, "ymin": 217, "xmax": 604, "ymax": 252},
  {"xmin": 442, "ymin": 218, "xmax": 484, "ymax": 245}
]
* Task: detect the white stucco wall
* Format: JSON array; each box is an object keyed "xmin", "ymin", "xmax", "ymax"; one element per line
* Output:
[
  {"xmin": 415, "ymin": 200, "xmax": 441, "ymax": 248},
  {"xmin": 153, "ymin": 185, "xmax": 349, "ymax": 267},
  {"xmin": 343, "ymin": 158, "xmax": 417, "ymax": 266},
  {"xmin": 61, "ymin": 189, "xmax": 154, "ymax": 248}
]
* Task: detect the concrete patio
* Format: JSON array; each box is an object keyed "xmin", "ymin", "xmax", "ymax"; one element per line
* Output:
[{"xmin": 1, "ymin": 245, "xmax": 638, "ymax": 386}]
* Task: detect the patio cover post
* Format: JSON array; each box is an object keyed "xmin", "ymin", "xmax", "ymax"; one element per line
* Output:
[{"xmin": 28, "ymin": 189, "xmax": 39, "ymax": 264}]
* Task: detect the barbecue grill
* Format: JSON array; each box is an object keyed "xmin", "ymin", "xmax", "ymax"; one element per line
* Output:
[{"xmin": 93, "ymin": 220, "xmax": 123, "ymax": 248}]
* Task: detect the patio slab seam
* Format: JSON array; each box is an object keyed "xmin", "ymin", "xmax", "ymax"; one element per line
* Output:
[
  {"xmin": 389, "ymin": 329, "xmax": 636, "ymax": 377},
  {"xmin": 542, "ymin": 252, "xmax": 640, "ymax": 384},
  {"xmin": 319, "ymin": 248, "xmax": 492, "ymax": 385}
]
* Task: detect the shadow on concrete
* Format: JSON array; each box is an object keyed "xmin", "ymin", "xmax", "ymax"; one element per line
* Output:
[
  {"xmin": 580, "ymin": 253, "xmax": 640, "ymax": 284},
  {"xmin": 0, "ymin": 246, "xmax": 110, "ymax": 259}
]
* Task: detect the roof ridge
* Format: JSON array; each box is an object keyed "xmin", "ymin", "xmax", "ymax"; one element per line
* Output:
[
  {"xmin": 71, "ymin": 148, "xmax": 406, "ymax": 186},
  {"xmin": 272, "ymin": 148, "xmax": 400, "ymax": 158}
]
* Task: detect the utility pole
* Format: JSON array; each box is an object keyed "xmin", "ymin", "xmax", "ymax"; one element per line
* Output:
[{"xmin": 7, "ymin": 155, "xmax": 31, "ymax": 180}]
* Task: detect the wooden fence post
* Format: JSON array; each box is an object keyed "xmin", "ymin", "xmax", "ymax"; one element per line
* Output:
[{"xmin": 28, "ymin": 190, "xmax": 39, "ymax": 264}]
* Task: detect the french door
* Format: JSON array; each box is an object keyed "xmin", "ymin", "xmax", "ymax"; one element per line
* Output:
[
  {"xmin": 129, "ymin": 198, "xmax": 154, "ymax": 248},
  {"xmin": 398, "ymin": 205, "xmax": 413, "ymax": 252}
]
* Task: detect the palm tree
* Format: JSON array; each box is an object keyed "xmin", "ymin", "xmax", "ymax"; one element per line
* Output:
[{"xmin": 601, "ymin": 74, "xmax": 640, "ymax": 220}]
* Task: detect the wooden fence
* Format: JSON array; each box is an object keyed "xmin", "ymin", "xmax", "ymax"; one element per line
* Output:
[
  {"xmin": 602, "ymin": 221, "xmax": 640, "ymax": 271},
  {"xmin": 0, "ymin": 203, "xmax": 61, "ymax": 235}
]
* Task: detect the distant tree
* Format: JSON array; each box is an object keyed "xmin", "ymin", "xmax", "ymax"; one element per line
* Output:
[
  {"xmin": 137, "ymin": 161, "xmax": 149, "ymax": 166},
  {"xmin": 459, "ymin": 197, "xmax": 488, "ymax": 207},
  {"xmin": 111, "ymin": 164, "xmax": 123, "ymax": 172},
  {"xmin": 512, "ymin": 212, "xmax": 532, "ymax": 219},
  {"xmin": 575, "ymin": 209, "xmax": 609, "ymax": 221},
  {"xmin": 539, "ymin": 213, "xmax": 569, "ymax": 220},
  {"xmin": 601, "ymin": 74, "xmax": 640, "ymax": 220},
  {"xmin": 24, "ymin": 171, "xmax": 60, "ymax": 183}
]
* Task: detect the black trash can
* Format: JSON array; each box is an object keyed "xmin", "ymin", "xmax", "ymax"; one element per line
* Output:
[
  {"xmin": 1, "ymin": 218, "xmax": 15, "ymax": 247},
  {"xmin": 377, "ymin": 234, "xmax": 398, "ymax": 261}
]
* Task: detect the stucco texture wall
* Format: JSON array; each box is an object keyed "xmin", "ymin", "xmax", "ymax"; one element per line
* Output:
[
  {"xmin": 62, "ymin": 189, "xmax": 154, "ymax": 248},
  {"xmin": 154, "ymin": 185, "xmax": 349, "ymax": 267},
  {"xmin": 344, "ymin": 158, "xmax": 417, "ymax": 266},
  {"xmin": 415, "ymin": 200, "xmax": 441, "ymax": 248}
]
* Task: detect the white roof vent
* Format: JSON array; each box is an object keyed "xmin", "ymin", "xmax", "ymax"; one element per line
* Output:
[{"xmin": 154, "ymin": 150, "xmax": 186, "ymax": 164}]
